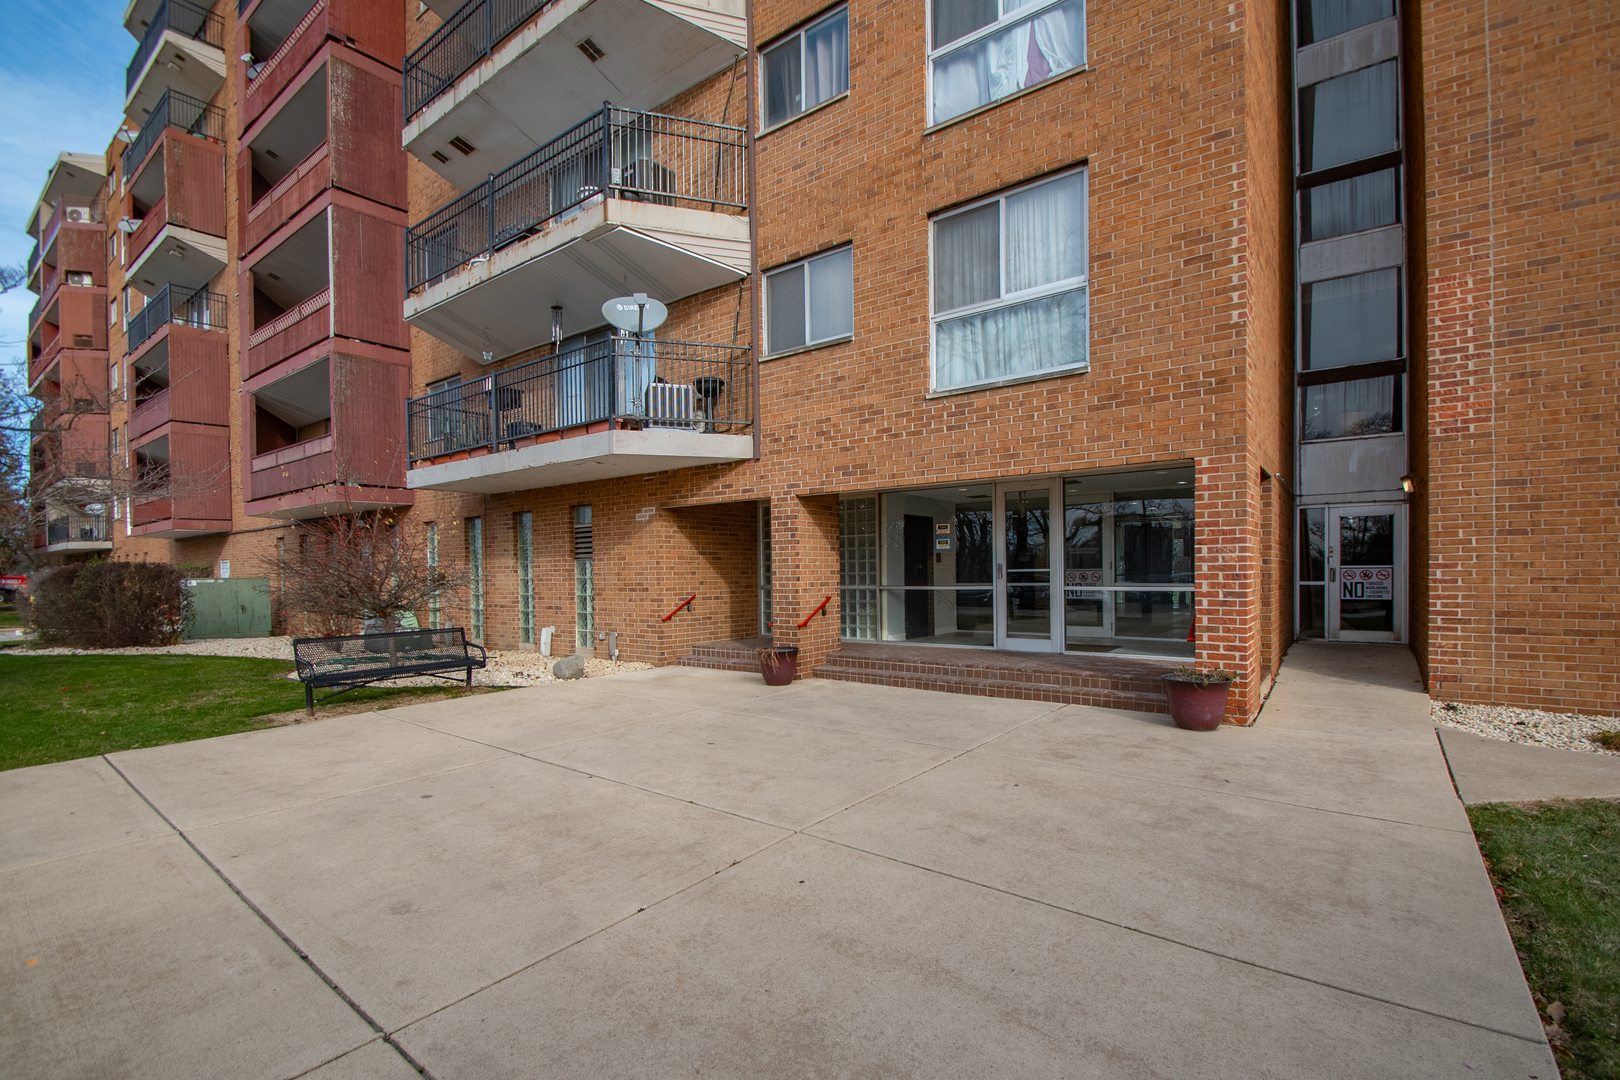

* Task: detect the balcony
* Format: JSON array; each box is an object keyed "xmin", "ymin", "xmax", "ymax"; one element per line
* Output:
[
  {"xmin": 405, "ymin": 108, "xmax": 747, "ymax": 361},
  {"xmin": 243, "ymin": 201, "xmax": 408, "ymax": 378},
  {"xmin": 241, "ymin": 56, "xmax": 406, "ymax": 253},
  {"xmin": 244, "ymin": 353, "xmax": 413, "ymax": 518},
  {"xmin": 122, "ymin": 89, "xmax": 224, "ymax": 180},
  {"xmin": 124, "ymin": 97, "xmax": 229, "ymax": 298},
  {"xmin": 125, "ymin": 0, "xmax": 227, "ymax": 122},
  {"xmin": 402, "ymin": 0, "xmax": 746, "ymax": 191},
  {"xmin": 128, "ymin": 286, "xmax": 231, "ymax": 442},
  {"xmin": 242, "ymin": 0, "xmax": 404, "ymax": 131},
  {"xmin": 406, "ymin": 337, "xmax": 752, "ymax": 493},
  {"xmin": 128, "ymin": 427, "xmax": 232, "ymax": 537},
  {"xmin": 32, "ymin": 197, "xmax": 105, "ymax": 313},
  {"xmin": 29, "ymin": 288, "xmax": 108, "ymax": 389},
  {"xmin": 44, "ymin": 511, "xmax": 114, "ymax": 554}
]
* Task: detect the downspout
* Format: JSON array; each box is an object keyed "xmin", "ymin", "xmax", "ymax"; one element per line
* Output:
[{"xmin": 745, "ymin": 0, "xmax": 761, "ymax": 461}]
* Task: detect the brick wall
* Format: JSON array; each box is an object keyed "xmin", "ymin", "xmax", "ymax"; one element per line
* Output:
[{"xmin": 1416, "ymin": 0, "xmax": 1619, "ymax": 713}]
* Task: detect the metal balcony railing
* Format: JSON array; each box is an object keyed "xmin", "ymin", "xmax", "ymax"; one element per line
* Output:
[
  {"xmin": 404, "ymin": 0, "xmax": 554, "ymax": 118},
  {"xmin": 406, "ymin": 106, "xmax": 746, "ymax": 292},
  {"xmin": 26, "ymin": 243, "xmax": 40, "ymax": 280},
  {"xmin": 126, "ymin": 283, "xmax": 228, "ymax": 356},
  {"xmin": 127, "ymin": 0, "xmax": 225, "ymax": 96},
  {"xmin": 122, "ymin": 89, "xmax": 226, "ymax": 178},
  {"xmin": 407, "ymin": 338, "xmax": 752, "ymax": 462},
  {"xmin": 46, "ymin": 512, "xmax": 113, "ymax": 546}
]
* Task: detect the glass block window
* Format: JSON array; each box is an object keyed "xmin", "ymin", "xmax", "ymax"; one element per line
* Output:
[
  {"xmin": 840, "ymin": 496, "xmax": 878, "ymax": 640},
  {"xmin": 466, "ymin": 517, "xmax": 483, "ymax": 640},
  {"xmin": 426, "ymin": 521, "xmax": 440, "ymax": 629},
  {"xmin": 516, "ymin": 512, "xmax": 533, "ymax": 644}
]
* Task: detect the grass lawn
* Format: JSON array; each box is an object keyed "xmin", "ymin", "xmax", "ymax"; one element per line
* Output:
[
  {"xmin": 0, "ymin": 654, "xmax": 499, "ymax": 772},
  {"xmin": 0, "ymin": 607, "xmax": 20, "ymax": 628},
  {"xmin": 1470, "ymin": 799, "xmax": 1620, "ymax": 1078}
]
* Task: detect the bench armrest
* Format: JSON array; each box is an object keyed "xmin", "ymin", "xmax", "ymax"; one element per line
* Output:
[
  {"xmin": 467, "ymin": 642, "xmax": 487, "ymax": 665},
  {"xmin": 294, "ymin": 656, "xmax": 317, "ymax": 682}
]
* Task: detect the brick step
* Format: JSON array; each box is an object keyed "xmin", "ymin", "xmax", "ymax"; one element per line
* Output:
[
  {"xmin": 817, "ymin": 654, "xmax": 1172, "ymax": 696},
  {"xmin": 813, "ymin": 663, "xmax": 1169, "ymax": 713},
  {"xmin": 678, "ymin": 653, "xmax": 762, "ymax": 674}
]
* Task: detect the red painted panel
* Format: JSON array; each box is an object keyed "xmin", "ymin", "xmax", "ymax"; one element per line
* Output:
[
  {"xmin": 243, "ymin": 2, "xmax": 330, "ymax": 130},
  {"xmin": 166, "ymin": 324, "xmax": 232, "ymax": 428},
  {"xmin": 243, "ymin": 143, "xmax": 332, "ymax": 254},
  {"xmin": 167, "ymin": 135, "xmax": 227, "ymax": 239},
  {"xmin": 245, "ymin": 305, "xmax": 331, "ymax": 378},
  {"xmin": 331, "ymin": 351, "xmax": 407, "ymax": 488},
  {"xmin": 251, "ymin": 446, "xmax": 336, "ymax": 499},
  {"xmin": 127, "ymin": 195, "xmax": 165, "ymax": 268},
  {"xmin": 330, "ymin": 205, "xmax": 407, "ymax": 349},
  {"xmin": 328, "ymin": 57, "xmax": 405, "ymax": 212},
  {"xmin": 325, "ymin": 0, "xmax": 405, "ymax": 74},
  {"xmin": 169, "ymin": 422, "xmax": 233, "ymax": 521},
  {"xmin": 128, "ymin": 388, "xmax": 171, "ymax": 443},
  {"xmin": 55, "ymin": 225, "xmax": 106, "ymax": 281}
]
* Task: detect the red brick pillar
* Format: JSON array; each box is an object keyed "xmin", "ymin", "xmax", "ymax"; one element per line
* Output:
[
  {"xmin": 768, "ymin": 493, "xmax": 841, "ymax": 676},
  {"xmin": 1194, "ymin": 455, "xmax": 1264, "ymax": 723}
]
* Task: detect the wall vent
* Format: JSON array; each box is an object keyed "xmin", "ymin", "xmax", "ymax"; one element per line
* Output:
[
  {"xmin": 576, "ymin": 38, "xmax": 606, "ymax": 62},
  {"xmin": 448, "ymin": 135, "xmax": 476, "ymax": 156}
]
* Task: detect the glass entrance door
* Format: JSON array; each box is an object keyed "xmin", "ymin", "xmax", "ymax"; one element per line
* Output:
[
  {"xmin": 1326, "ymin": 504, "xmax": 1404, "ymax": 642},
  {"xmin": 995, "ymin": 482, "xmax": 1060, "ymax": 651}
]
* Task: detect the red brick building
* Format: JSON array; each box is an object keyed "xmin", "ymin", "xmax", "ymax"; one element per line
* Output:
[{"xmin": 22, "ymin": 0, "xmax": 1616, "ymax": 721}]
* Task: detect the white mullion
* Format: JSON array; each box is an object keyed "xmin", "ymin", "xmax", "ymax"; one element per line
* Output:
[
  {"xmin": 997, "ymin": 193, "xmax": 1008, "ymax": 305},
  {"xmin": 802, "ymin": 253, "xmax": 813, "ymax": 345}
]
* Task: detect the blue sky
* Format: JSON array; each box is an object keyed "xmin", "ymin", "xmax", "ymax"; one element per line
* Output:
[{"xmin": 0, "ymin": 0, "xmax": 130, "ymax": 382}]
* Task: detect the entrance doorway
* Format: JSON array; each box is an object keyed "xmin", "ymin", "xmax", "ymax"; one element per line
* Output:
[{"xmin": 1298, "ymin": 504, "xmax": 1406, "ymax": 642}]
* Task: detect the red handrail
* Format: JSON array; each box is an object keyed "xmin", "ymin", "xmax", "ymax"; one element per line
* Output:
[
  {"xmin": 796, "ymin": 595, "xmax": 832, "ymax": 629},
  {"xmin": 661, "ymin": 594, "xmax": 697, "ymax": 621}
]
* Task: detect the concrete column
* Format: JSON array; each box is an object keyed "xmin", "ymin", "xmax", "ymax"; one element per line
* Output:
[{"xmin": 767, "ymin": 493, "xmax": 840, "ymax": 675}]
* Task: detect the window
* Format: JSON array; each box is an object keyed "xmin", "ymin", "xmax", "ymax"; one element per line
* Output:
[
  {"xmin": 839, "ymin": 496, "xmax": 878, "ymax": 640},
  {"xmin": 766, "ymin": 246, "xmax": 854, "ymax": 355},
  {"xmin": 1299, "ymin": 60, "xmax": 1399, "ymax": 173},
  {"xmin": 1302, "ymin": 267, "xmax": 1401, "ymax": 369},
  {"xmin": 931, "ymin": 168, "xmax": 1088, "ymax": 391},
  {"xmin": 762, "ymin": 7, "xmax": 849, "ymax": 129},
  {"xmin": 1302, "ymin": 375, "xmax": 1401, "ymax": 440},
  {"xmin": 516, "ymin": 512, "xmax": 534, "ymax": 645},
  {"xmin": 426, "ymin": 522, "xmax": 441, "ymax": 629},
  {"xmin": 1297, "ymin": 0, "xmax": 1393, "ymax": 46},
  {"xmin": 466, "ymin": 517, "xmax": 483, "ymax": 640},
  {"xmin": 1301, "ymin": 167, "xmax": 1398, "ymax": 241},
  {"xmin": 573, "ymin": 506, "xmax": 594, "ymax": 651},
  {"xmin": 930, "ymin": 0, "xmax": 1085, "ymax": 125}
]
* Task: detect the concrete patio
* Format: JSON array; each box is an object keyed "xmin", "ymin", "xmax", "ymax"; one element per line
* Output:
[{"xmin": 1, "ymin": 643, "xmax": 1558, "ymax": 1078}]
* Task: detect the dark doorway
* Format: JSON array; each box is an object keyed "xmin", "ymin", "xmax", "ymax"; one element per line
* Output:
[{"xmin": 904, "ymin": 514, "xmax": 934, "ymax": 639}]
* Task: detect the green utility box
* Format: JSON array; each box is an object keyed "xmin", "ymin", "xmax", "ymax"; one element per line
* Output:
[{"xmin": 183, "ymin": 578, "xmax": 272, "ymax": 640}]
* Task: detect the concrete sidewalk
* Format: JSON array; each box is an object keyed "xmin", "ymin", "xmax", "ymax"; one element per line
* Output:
[
  {"xmin": 1439, "ymin": 726, "xmax": 1620, "ymax": 805},
  {"xmin": 1, "ymin": 643, "xmax": 1556, "ymax": 1078}
]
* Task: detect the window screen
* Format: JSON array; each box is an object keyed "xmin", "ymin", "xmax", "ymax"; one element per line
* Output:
[{"xmin": 1302, "ymin": 167, "xmax": 1398, "ymax": 241}]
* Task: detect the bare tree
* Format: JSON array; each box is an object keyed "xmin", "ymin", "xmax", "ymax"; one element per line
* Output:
[
  {"xmin": 265, "ymin": 514, "xmax": 470, "ymax": 636},
  {"xmin": 0, "ymin": 264, "xmax": 26, "ymax": 294}
]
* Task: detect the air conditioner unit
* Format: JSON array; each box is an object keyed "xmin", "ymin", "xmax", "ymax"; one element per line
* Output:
[
  {"xmin": 64, "ymin": 206, "xmax": 91, "ymax": 224},
  {"xmin": 646, "ymin": 382, "xmax": 696, "ymax": 427},
  {"xmin": 66, "ymin": 272, "xmax": 93, "ymax": 287}
]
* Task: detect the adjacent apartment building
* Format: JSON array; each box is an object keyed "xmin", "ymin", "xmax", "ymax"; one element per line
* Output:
[{"xmin": 21, "ymin": 0, "xmax": 1616, "ymax": 721}]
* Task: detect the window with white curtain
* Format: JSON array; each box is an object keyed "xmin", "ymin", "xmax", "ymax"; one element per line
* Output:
[
  {"xmin": 930, "ymin": 0, "xmax": 1085, "ymax": 125},
  {"xmin": 931, "ymin": 168, "xmax": 1088, "ymax": 391},
  {"xmin": 766, "ymin": 245, "xmax": 854, "ymax": 355},
  {"xmin": 762, "ymin": 7, "xmax": 850, "ymax": 130}
]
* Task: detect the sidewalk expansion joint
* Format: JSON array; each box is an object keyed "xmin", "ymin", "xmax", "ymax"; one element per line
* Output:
[{"xmin": 101, "ymin": 755, "xmax": 441, "ymax": 1080}]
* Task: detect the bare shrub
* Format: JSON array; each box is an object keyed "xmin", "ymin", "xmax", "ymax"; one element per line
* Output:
[{"xmin": 31, "ymin": 562, "xmax": 193, "ymax": 647}]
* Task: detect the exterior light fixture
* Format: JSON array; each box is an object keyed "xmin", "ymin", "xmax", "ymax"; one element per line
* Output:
[{"xmin": 1400, "ymin": 475, "xmax": 1417, "ymax": 494}]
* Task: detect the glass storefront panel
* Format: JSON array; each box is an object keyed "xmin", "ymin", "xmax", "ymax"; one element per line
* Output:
[{"xmin": 877, "ymin": 485, "xmax": 993, "ymax": 644}]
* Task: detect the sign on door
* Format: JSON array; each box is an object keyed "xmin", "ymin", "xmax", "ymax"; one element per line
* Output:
[{"xmin": 1340, "ymin": 566, "xmax": 1393, "ymax": 600}]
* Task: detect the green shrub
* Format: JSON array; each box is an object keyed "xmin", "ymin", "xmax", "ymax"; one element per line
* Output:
[{"xmin": 31, "ymin": 562, "xmax": 193, "ymax": 648}]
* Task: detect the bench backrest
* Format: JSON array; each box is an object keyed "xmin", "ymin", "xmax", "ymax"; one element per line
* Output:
[{"xmin": 293, "ymin": 627, "xmax": 470, "ymax": 676}]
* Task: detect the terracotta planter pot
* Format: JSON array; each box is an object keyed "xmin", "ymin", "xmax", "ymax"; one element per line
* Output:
[
  {"xmin": 1161, "ymin": 676, "xmax": 1233, "ymax": 731},
  {"xmin": 758, "ymin": 647, "xmax": 800, "ymax": 686}
]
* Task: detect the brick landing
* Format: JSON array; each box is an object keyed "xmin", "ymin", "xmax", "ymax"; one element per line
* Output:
[
  {"xmin": 677, "ymin": 637, "xmax": 771, "ymax": 674},
  {"xmin": 814, "ymin": 643, "xmax": 1178, "ymax": 713},
  {"xmin": 679, "ymin": 639, "xmax": 1179, "ymax": 713}
]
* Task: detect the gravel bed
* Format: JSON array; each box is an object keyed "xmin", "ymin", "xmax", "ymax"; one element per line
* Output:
[
  {"xmin": 1434, "ymin": 701, "xmax": 1620, "ymax": 756},
  {"xmin": 1, "ymin": 636, "xmax": 652, "ymax": 688}
]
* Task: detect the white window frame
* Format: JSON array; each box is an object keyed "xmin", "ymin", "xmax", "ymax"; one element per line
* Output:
[
  {"xmin": 926, "ymin": 0, "xmax": 1086, "ymax": 127},
  {"xmin": 759, "ymin": 5, "xmax": 851, "ymax": 134},
  {"xmin": 763, "ymin": 244, "xmax": 855, "ymax": 357},
  {"xmin": 928, "ymin": 166, "xmax": 1089, "ymax": 393}
]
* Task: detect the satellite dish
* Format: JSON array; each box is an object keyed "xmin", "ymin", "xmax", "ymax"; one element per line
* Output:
[{"xmin": 602, "ymin": 293, "xmax": 667, "ymax": 334}]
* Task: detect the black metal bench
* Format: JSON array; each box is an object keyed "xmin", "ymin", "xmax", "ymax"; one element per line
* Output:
[{"xmin": 292, "ymin": 628, "xmax": 487, "ymax": 716}]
